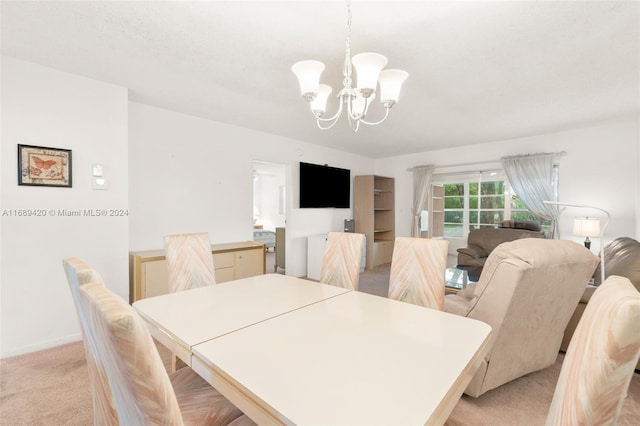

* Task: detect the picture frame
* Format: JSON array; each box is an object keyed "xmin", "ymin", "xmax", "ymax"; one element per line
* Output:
[{"xmin": 18, "ymin": 144, "xmax": 72, "ymax": 188}]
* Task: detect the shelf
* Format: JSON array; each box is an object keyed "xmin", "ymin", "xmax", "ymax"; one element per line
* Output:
[
  {"xmin": 355, "ymin": 175, "xmax": 395, "ymax": 271},
  {"xmin": 374, "ymin": 238, "xmax": 394, "ymax": 243}
]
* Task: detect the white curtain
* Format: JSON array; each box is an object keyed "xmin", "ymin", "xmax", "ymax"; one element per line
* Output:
[
  {"xmin": 411, "ymin": 165, "xmax": 434, "ymax": 237},
  {"xmin": 501, "ymin": 153, "xmax": 561, "ymax": 237}
]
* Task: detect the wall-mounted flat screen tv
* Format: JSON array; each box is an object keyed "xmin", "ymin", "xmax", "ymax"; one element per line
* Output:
[{"xmin": 299, "ymin": 162, "xmax": 350, "ymax": 208}]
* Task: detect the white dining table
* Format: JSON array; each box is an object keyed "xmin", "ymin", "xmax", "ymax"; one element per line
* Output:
[
  {"xmin": 133, "ymin": 274, "xmax": 350, "ymax": 365},
  {"xmin": 134, "ymin": 274, "xmax": 492, "ymax": 425}
]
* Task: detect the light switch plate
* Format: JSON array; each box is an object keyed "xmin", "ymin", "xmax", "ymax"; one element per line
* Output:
[
  {"xmin": 92, "ymin": 177, "xmax": 108, "ymax": 190},
  {"xmin": 92, "ymin": 163, "xmax": 104, "ymax": 177}
]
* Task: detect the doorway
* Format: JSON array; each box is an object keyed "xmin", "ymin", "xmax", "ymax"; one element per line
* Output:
[{"xmin": 252, "ymin": 160, "xmax": 287, "ymax": 273}]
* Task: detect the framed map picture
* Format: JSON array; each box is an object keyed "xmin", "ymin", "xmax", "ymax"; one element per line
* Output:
[{"xmin": 18, "ymin": 144, "xmax": 72, "ymax": 188}]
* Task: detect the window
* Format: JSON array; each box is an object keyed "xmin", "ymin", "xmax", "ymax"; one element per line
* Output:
[
  {"xmin": 444, "ymin": 183, "xmax": 464, "ymax": 238},
  {"xmin": 426, "ymin": 171, "xmax": 550, "ymax": 238}
]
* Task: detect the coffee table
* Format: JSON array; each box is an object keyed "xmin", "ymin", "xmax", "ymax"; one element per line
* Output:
[{"xmin": 445, "ymin": 266, "xmax": 477, "ymax": 293}]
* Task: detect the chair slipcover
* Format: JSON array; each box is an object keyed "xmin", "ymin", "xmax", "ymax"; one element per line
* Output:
[
  {"xmin": 78, "ymin": 282, "xmax": 244, "ymax": 425},
  {"xmin": 164, "ymin": 233, "xmax": 216, "ymax": 293},
  {"xmin": 546, "ymin": 275, "xmax": 640, "ymax": 425},
  {"xmin": 319, "ymin": 232, "xmax": 365, "ymax": 291},
  {"xmin": 164, "ymin": 233, "xmax": 217, "ymax": 371},
  {"xmin": 62, "ymin": 258, "xmax": 117, "ymax": 425},
  {"xmin": 444, "ymin": 238, "xmax": 600, "ymax": 397},
  {"xmin": 388, "ymin": 237, "xmax": 449, "ymax": 310}
]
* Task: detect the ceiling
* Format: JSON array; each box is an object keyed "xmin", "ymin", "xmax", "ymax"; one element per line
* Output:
[{"xmin": 2, "ymin": 1, "xmax": 638, "ymax": 158}]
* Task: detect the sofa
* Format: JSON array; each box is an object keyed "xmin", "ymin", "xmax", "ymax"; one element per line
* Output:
[
  {"xmin": 456, "ymin": 220, "xmax": 545, "ymax": 281},
  {"xmin": 561, "ymin": 236, "xmax": 640, "ymax": 370},
  {"xmin": 444, "ymin": 238, "xmax": 600, "ymax": 397}
]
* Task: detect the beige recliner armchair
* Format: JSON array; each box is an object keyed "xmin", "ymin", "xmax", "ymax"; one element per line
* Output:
[{"xmin": 444, "ymin": 238, "xmax": 599, "ymax": 397}]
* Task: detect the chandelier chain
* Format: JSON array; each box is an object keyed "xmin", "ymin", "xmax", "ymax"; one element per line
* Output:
[{"xmin": 343, "ymin": 0, "xmax": 353, "ymax": 93}]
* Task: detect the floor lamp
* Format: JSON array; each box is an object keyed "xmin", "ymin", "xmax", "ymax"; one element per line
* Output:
[{"xmin": 543, "ymin": 200, "xmax": 610, "ymax": 284}]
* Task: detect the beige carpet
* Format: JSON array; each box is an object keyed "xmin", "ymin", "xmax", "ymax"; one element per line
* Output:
[
  {"xmin": 2, "ymin": 265, "xmax": 639, "ymax": 425},
  {"xmin": 2, "ymin": 338, "xmax": 639, "ymax": 425}
]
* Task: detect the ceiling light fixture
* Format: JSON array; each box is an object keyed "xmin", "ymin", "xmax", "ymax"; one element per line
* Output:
[{"xmin": 291, "ymin": 0, "xmax": 408, "ymax": 132}]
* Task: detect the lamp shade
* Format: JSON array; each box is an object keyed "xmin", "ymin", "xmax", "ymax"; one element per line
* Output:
[
  {"xmin": 310, "ymin": 84, "xmax": 332, "ymax": 116},
  {"xmin": 378, "ymin": 69, "xmax": 409, "ymax": 106},
  {"xmin": 291, "ymin": 60, "xmax": 325, "ymax": 100},
  {"xmin": 352, "ymin": 90, "xmax": 375, "ymax": 117},
  {"xmin": 351, "ymin": 52, "xmax": 388, "ymax": 94},
  {"xmin": 573, "ymin": 217, "xmax": 601, "ymax": 237}
]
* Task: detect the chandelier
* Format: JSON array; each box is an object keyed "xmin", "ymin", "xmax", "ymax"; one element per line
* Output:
[{"xmin": 291, "ymin": 0, "xmax": 408, "ymax": 132}]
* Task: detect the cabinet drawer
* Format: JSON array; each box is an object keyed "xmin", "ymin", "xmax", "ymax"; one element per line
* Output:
[
  {"xmin": 215, "ymin": 267, "xmax": 235, "ymax": 283},
  {"xmin": 214, "ymin": 252, "xmax": 235, "ymax": 269}
]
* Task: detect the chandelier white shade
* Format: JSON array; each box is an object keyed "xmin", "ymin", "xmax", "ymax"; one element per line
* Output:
[
  {"xmin": 291, "ymin": 1, "xmax": 408, "ymax": 131},
  {"xmin": 291, "ymin": 60, "xmax": 325, "ymax": 101}
]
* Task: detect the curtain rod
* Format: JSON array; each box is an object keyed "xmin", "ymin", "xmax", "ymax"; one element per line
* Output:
[
  {"xmin": 407, "ymin": 159, "xmax": 499, "ymax": 172},
  {"xmin": 406, "ymin": 151, "xmax": 566, "ymax": 172}
]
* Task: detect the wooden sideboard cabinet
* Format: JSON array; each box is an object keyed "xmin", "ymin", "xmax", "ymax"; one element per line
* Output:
[{"xmin": 129, "ymin": 241, "xmax": 266, "ymax": 303}]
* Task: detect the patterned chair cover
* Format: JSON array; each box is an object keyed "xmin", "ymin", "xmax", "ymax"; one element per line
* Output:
[
  {"xmin": 62, "ymin": 258, "xmax": 118, "ymax": 425},
  {"xmin": 546, "ymin": 275, "xmax": 640, "ymax": 425},
  {"xmin": 320, "ymin": 232, "xmax": 365, "ymax": 291},
  {"xmin": 78, "ymin": 282, "xmax": 244, "ymax": 425},
  {"xmin": 388, "ymin": 237, "xmax": 449, "ymax": 310},
  {"xmin": 164, "ymin": 233, "xmax": 216, "ymax": 293}
]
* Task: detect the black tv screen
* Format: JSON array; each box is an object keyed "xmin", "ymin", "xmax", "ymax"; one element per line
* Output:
[{"xmin": 299, "ymin": 162, "xmax": 350, "ymax": 208}]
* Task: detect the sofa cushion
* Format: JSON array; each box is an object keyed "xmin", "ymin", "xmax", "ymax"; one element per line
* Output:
[
  {"xmin": 499, "ymin": 220, "xmax": 542, "ymax": 232},
  {"xmin": 466, "ymin": 227, "xmax": 545, "ymax": 255}
]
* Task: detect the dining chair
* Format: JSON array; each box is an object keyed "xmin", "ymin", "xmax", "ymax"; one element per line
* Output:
[
  {"xmin": 319, "ymin": 232, "xmax": 365, "ymax": 291},
  {"xmin": 164, "ymin": 232, "xmax": 217, "ymax": 371},
  {"xmin": 546, "ymin": 275, "xmax": 640, "ymax": 425},
  {"xmin": 78, "ymin": 280, "xmax": 248, "ymax": 425},
  {"xmin": 62, "ymin": 258, "xmax": 117, "ymax": 425},
  {"xmin": 388, "ymin": 237, "xmax": 449, "ymax": 310},
  {"xmin": 164, "ymin": 232, "xmax": 216, "ymax": 293}
]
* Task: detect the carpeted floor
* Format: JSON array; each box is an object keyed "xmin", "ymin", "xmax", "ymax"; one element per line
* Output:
[
  {"xmin": 2, "ymin": 265, "xmax": 639, "ymax": 425},
  {"xmin": 1, "ymin": 339, "xmax": 638, "ymax": 425}
]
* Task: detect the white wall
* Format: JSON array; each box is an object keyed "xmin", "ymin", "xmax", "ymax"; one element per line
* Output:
[
  {"xmin": 0, "ymin": 57, "xmax": 129, "ymax": 357},
  {"xmin": 128, "ymin": 103, "xmax": 374, "ymax": 278},
  {"xmin": 375, "ymin": 119, "xmax": 639, "ymax": 255}
]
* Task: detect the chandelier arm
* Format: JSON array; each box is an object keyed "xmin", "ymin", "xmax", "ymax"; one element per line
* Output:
[
  {"xmin": 316, "ymin": 116, "xmax": 342, "ymax": 130},
  {"xmin": 315, "ymin": 98, "xmax": 344, "ymax": 122},
  {"xmin": 347, "ymin": 113, "xmax": 360, "ymax": 132},
  {"xmin": 346, "ymin": 97, "xmax": 359, "ymax": 120},
  {"xmin": 359, "ymin": 107, "xmax": 391, "ymax": 126}
]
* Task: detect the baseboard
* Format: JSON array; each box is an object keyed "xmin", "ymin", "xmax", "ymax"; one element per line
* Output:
[{"xmin": 0, "ymin": 333, "xmax": 82, "ymax": 359}]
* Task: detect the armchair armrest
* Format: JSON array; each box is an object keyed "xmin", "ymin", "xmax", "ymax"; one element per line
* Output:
[{"xmin": 457, "ymin": 245, "xmax": 488, "ymax": 259}]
